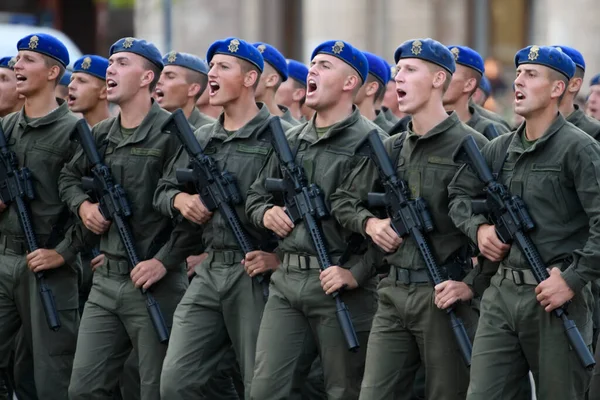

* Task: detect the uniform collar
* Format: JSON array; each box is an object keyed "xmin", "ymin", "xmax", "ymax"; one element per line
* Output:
[
  {"xmin": 209, "ymin": 102, "xmax": 271, "ymax": 142},
  {"xmin": 107, "ymin": 99, "xmax": 164, "ymax": 147},
  {"xmin": 510, "ymin": 113, "xmax": 566, "ymax": 154},
  {"xmin": 407, "ymin": 111, "xmax": 460, "ymax": 141},
  {"xmin": 298, "ymin": 105, "xmax": 361, "ymax": 144},
  {"xmin": 17, "ymin": 98, "xmax": 71, "ymax": 129}
]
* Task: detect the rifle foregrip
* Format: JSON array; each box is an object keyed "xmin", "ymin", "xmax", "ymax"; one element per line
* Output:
[
  {"xmin": 268, "ymin": 118, "xmax": 295, "ymax": 165},
  {"xmin": 335, "ymin": 297, "xmax": 359, "ymax": 352},
  {"xmin": 146, "ymin": 292, "xmax": 169, "ymax": 344},
  {"xmin": 162, "ymin": 109, "xmax": 203, "ymax": 157},
  {"xmin": 365, "ymin": 130, "xmax": 396, "ymax": 178},
  {"xmin": 72, "ymin": 119, "xmax": 102, "ymax": 166},
  {"xmin": 453, "ymin": 136, "xmax": 494, "ymax": 185},
  {"xmin": 39, "ymin": 279, "xmax": 61, "ymax": 331}
]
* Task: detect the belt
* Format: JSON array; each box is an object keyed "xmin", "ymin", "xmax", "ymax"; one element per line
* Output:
[
  {"xmin": 497, "ymin": 266, "xmax": 538, "ymax": 286},
  {"xmin": 391, "ymin": 266, "xmax": 430, "ymax": 285},
  {"xmin": 103, "ymin": 256, "xmax": 131, "ymax": 275},
  {"xmin": 210, "ymin": 250, "xmax": 245, "ymax": 265},
  {"xmin": 283, "ymin": 253, "xmax": 341, "ymax": 270},
  {"xmin": 0, "ymin": 233, "xmax": 27, "ymax": 255}
]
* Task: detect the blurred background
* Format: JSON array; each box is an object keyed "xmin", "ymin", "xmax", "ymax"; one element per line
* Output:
[{"xmin": 1, "ymin": 0, "xmax": 599, "ymax": 123}]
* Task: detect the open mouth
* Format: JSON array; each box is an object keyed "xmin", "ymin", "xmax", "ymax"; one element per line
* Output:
[
  {"xmin": 515, "ymin": 91, "xmax": 526, "ymax": 102},
  {"xmin": 15, "ymin": 74, "xmax": 26, "ymax": 83},
  {"xmin": 307, "ymin": 79, "xmax": 317, "ymax": 95},
  {"xmin": 396, "ymin": 89, "xmax": 407, "ymax": 100},
  {"xmin": 155, "ymin": 88, "xmax": 164, "ymax": 101},
  {"xmin": 67, "ymin": 94, "xmax": 76, "ymax": 106},
  {"xmin": 107, "ymin": 79, "xmax": 118, "ymax": 89},
  {"xmin": 209, "ymin": 81, "xmax": 220, "ymax": 96}
]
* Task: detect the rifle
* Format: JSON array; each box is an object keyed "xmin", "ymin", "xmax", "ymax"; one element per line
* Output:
[
  {"xmin": 161, "ymin": 109, "xmax": 269, "ymax": 299},
  {"xmin": 482, "ymin": 124, "xmax": 500, "ymax": 141},
  {"xmin": 453, "ymin": 134, "xmax": 595, "ymax": 370},
  {"xmin": 70, "ymin": 119, "xmax": 169, "ymax": 344},
  {"xmin": 0, "ymin": 124, "xmax": 60, "ymax": 331},
  {"xmin": 259, "ymin": 116, "xmax": 360, "ymax": 352},
  {"xmin": 357, "ymin": 130, "xmax": 472, "ymax": 366}
]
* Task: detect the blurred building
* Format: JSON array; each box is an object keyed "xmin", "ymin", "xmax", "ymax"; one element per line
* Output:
[{"xmin": 135, "ymin": 0, "xmax": 600, "ymax": 89}]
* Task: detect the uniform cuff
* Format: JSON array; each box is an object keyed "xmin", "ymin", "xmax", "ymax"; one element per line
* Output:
[
  {"xmin": 562, "ymin": 265, "xmax": 587, "ymax": 294},
  {"xmin": 54, "ymin": 239, "xmax": 77, "ymax": 266},
  {"xmin": 71, "ymin": 194, "xmax": 92, "ymax": 221},
  {"xmin": 466, "ymin": 215, "xmax": 489, "ymax": 245}
]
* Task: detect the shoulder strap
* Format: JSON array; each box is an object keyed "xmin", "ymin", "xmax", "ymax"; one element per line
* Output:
[
  {"xmin": 492, "ymin": 135, "xmax": 512, "ymax": 179},
  {"xmin": 391, "ymin": 131, "xmax": 408, "ymax": 169},
  {"xmin": 2, "ymin": 113, "xmax": 19, "ymax": 142}
]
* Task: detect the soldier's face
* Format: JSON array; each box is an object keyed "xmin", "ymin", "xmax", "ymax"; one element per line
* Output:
[
  {"xmin": 395, "ymin": 58, "xmax": 437, "ymax": 114},
  {"xmin": 382, "ymin": 80, "xmax": 398, "ymax": 111},
  {"xmin": 305, "ymin": 54, "xmax": 353, "ymax": 110},
  {"xmin": 13, "ymin": 50, "xmax": 52, "ymax": 97},
  {"xmin": 514, "ymin": 65, "xmax": 556, "ymax": 117},
  {"xmin": 275, "ymin": 78, "xmax": 294, "ymax": 107},
  {"xmin": 106, "ymin": 52, "xmax": 150, "ymax": 104},
  {"xmin": 587, "ymin": 86, "xmax": 600, "ymax": 120},
  {"xmin": 155, "ymin": 65, "xmax": 190, "ymax": 111},
  {"xmin": 207, "ymin": 55, "xmax": 248, "ymax": 107},
  {"xmin": 0, "ymin": 68, "xmax": 21, "ymax": 116},
  {"xmin": 442, "ymin": 65, "xmax": 473, "ymax": 106},
  {"xmin": 67, "ymin": 72, "xmax": 105, "ymax": 113}
]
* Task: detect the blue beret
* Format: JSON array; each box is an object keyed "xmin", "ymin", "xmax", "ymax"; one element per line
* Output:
[
  {"xmin": 162, "ymin": 51, "xmax": 208, "ymax": 75},
  {"xmin": 447, "ymin": 45, "xmax": 484, "ymax": 75},
  {"xmin": 590, "ymin": 74, "xmax": 600, "ymax": 87},
  {"xmin": 286, "ymin": 59, "xmax": 308, "ymax": 86},
  {"xmin": 479, "ymin": 75, "xmax": 491, "ymax": 96},
  {"xmin": 514, "ymin": 45, "xmax": 575, "ymax": 80},
  {"xmin": 362, "ymin": 52, "xmax": 389, "ymax": 86},
  {"xmin": 110, "ymin": 37, "xmax": 163, "ymax": 70},
  {"xmin": 59, "ymin": 70, "xmax": 72, "ymax": 86},
  {"xmin": 394, "ymin": 38, "xmax": 455, "ymax": 74},
  {"xmin": 0, "ymin": 56, "xmax": 16, "ymax": 70},
  {"xmin": 311, "ymin": 40, "xmax": 368, "ymax": 83},
  {"xmin": 253, "ymin": 43, "xmax": 288, "ymax": 81},
  {"xmin": 207, "ymin": 37, "xmax": 263, "ymax": 72},
  {"xmin": 552, "ymin": 45, "xmax": 585, "ymax": 71},
  {"xmin": 17, "ymin": 33, "xmax": 69, "ymax": 67},
  {"xmin": 73, "ymin": 55, "xmax": 109, "ymax": 80}
]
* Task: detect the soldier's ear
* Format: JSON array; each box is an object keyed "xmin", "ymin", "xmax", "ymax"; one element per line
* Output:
[
  {"xmin": 243, "ymin": 69, "xmax": 259, "ymax": 88},
  {"xmin": 98, "ymin": 83, "xmax": 108, "ymax": 101},
  {"xmin": 140, "ymin": 69, "xmax": 154, "ymax": 89}
]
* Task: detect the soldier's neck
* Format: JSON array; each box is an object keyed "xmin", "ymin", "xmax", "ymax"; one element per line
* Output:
[
  {"xmin": 558, "ymin": 98, "xmax": 576, "ymax": 119},
  {"xmin": 444, "ymin": 97, "xmax": 470, "ymax": 123},
  {"xmin": 197, "ymin": 104, "xmax": 221, "ymax": 119},
  {"xmin": 83, "ymin": 101, "xmax": 111, "ymax": 127},
  {"xmin": 356, "ymin": 100, "xmax": 376, "ymax": 121},
  {"xmin": 222, "ymin": 95, "xmax": 260, "ymax": 131},
  {"xmin": 118, "ymin": 94, "xmax": 152, "ymax": 129},
  {"xmin": 523, "ymin": 105, "xmax": 559, "ymax": 141},
  {"xmin": 23, "ymin": 89, "xmax": 59, "ymax": 118},
  {"xmin": 314, "ymin": 100, "xmax": 353, "ymax": 128},
  {"xmin": 288, "ymin": 102, "xmax": 303, "ymax": 121},
  {"xmin": 256, "ymin": 92, "xmax": 283, "ymax": 117},
  {"xmin": 179, "ymin": 101, "xmax": 196, "ymax": 119},
  {"xmin": 411, "ymin": 100, "xmax": 448, "ymax": 136}
]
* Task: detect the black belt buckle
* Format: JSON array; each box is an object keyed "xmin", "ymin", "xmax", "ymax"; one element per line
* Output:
[
  {"xmin": 299, "ymin": 255, "xmax": 311, "ymax": 270},
  {"xmin": 396, "ymin": 268, "xmax": 410, "ymax": 285}
]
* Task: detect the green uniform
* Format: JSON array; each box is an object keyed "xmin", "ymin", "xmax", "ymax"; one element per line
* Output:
[
  {"xmin": 567, "ymin": 104, "xmax": 600, "ymax": 141},
  {"xmin": 448, "ymin": 115, "xmax": 600, "ymax": 399},
  {"xmin": 189, "ymin": 107, "xmax": 216, "ymax": 129},
  {"xmin": 469, "ymin": 100, "xmax": 511, "ymax": 130},
  {"xmin": 59, "ymin": 101, "xmax": 193, "ymax": 400},
  {"xmin": 157, "ymin": 104, "xmax": 275, "ymax": 399},
  {"xmin": 0, "ymin": 102, "xmax": 82, "ymax": 400},
  {"xmin": 247, "ymin": 108, "xmax": 386, "ymax": 400},
  {"xmin": 466, "ymin": 105, "xmax": 510, "ymax": 138},
  {"xmin": 373, "ymin": 110, "xmax": 395, "ymax": 133},
  {"xmin": 382, "ymin": 106, "xmax": 400, "ymax": 124},
  {"xmin": 279, "ymin": 105, "xmax": 301, "ymax": 126},
  {"xmin": 331, "ymin": 113, "xmax": 487, "ymax": 400}
]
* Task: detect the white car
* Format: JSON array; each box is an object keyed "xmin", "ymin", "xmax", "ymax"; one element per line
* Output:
[{"xmin": 0, "ymin": 24, "xmax": 83, "ymax": 68}]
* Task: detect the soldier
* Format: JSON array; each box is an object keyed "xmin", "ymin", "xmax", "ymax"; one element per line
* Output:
[
  {"xmin": 156, "ymin": 37, "xmax": 279, "ymax": 400},
  {"xmin": 155, "ymin": 49, "xmax": 242, "ymax": 400},
  {"xmin": 0, "ymin": 33, "xmax": 84, "ymax": 400},
  {"xmin": 157, "ymin": 51, "xmax": 215, "ymax": 131},
  {"xmin": 443, "ymin": 45, "xmax": 509, "ymax": 139},
  {"xmin": 449, "ymin": 45, "xmax": 600, "ymax": 399},
  {"xmin": 382, "ymin": 63, "xmax": 403, "ymax": 122},
  {"xmin": 330, "ymin": 38, "xmax": 486, "ymax": 400},
  {"xmin": 471, "ymin": 75, "xmax": 491, "ymax": 107},
  {"xmin": 196, "ymin": 74, "xmax": 222, "ymax": 119},
  {"xmin": 247, "ymin": 39, "xmax": 385, "ymax": 400},
  {"xmin": 68, "ymin": 55, "xmax": 110, "ymax": 128},
  {"xmin": 552, "ymin": 46, "xmax": 600, "ymax": 141},
  {"xmin": 0, "ymin": 56, "xmax": 24, "ymax": 117},
  {"xmin": 251, "ymin": 42, "xmax": 299, "ymax": 126},
  {"xmin": 275, "ymin": 59, "xmax": 308, "ymax": 123},
  {"xmin": 55, "ymin": 69, "xmax": 72, "ymax": 101},
  {"xmin": 60, "ymin": 37, "xmax": 193, "ymax": 400},
  {"xmin": 354, "ymin": 51, "xmax": 394, "ymax": 132},
  {"xmin": 587, "ymin": 74, "xmax": 600, "ymax": 121}
]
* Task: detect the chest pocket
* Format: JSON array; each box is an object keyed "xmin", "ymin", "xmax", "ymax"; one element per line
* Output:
[
  {"xmin": 525, "ymin": 163, "xmax": 570, "ymax": 224},
  {"xmin": 311, "ymin": 145, "xmax": 354, "ymax": 187},
  {"xmin": 217, "ymin": 142, "xmax": 270, "ymax": 196}
]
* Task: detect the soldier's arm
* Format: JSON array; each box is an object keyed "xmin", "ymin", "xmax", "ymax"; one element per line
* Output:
[
  {"xmin": 53, "ymin": 221, "xmax": 99, "ymax": 265},
  {"xmin": 561, "ymin": 142, "xmax": 600, "ymax": 292},
  {"xmin": 153, "ymin": 146, "xmax": 189, "ymax": 218},
  {"xmin": 58, "ymin": 141, "xmax": 93, "ymax": 218},
  {"xmin": 245, "ymin": 150, "xmax": 281, "ymax": 230},
  {"xmin": 152, "ymin": 218, "xmax": 204, "ymax": 270}
]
